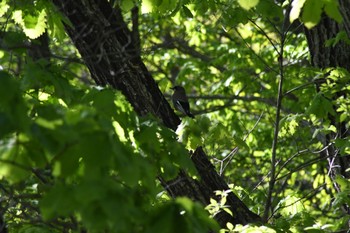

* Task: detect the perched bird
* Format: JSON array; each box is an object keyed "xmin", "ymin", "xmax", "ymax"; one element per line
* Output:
[{"xmin": 171, "ymin": 86, "xmax": 195, "ymax": 118}]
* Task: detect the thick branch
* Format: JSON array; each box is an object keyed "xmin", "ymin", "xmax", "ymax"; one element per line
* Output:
[
  {"xmin": 160, "ymin": 147, "xmax": 261, "ymax": 226},
  {"xmin": 52, "ymin": 0, "xmax": 180, "ymax": 130},
  {"xmin": 52, "ymin": 0, "xmax": 261, "ymax": 227}
]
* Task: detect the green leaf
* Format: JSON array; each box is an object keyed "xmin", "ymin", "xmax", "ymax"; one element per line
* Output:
[
  {"xmin": 91, "ymin": 89, "xmax": 117, "ymax": 118},
  {"xmin": 238, "ymin": 0, "xmax": 259, "ymax": 10},
  {"xmin": 52, "ymin": 144, "xmax": 80, "ymax": 177},
  {"xmin": 324, "ymin": 0, "xmax": 342, "ymax": 23},
  {"xmin": 325, "ymin": 31, "xmax": 350, "ymax": 47},
  {"xmin": 0, "ymin": 144, "xmax": 32, "ymax": 183},
  {"xmin": 0, "ymin": 112, "xmax": 15, "ymax": 136},
  {"xmin": 182, "ymin": 5, "xmax": 193, "ymax": 18},
  {"xmin": 40, "ymin": 183, "xmax": 78, "ymax": 220},
  {"xmin": 0, "ymin": 71, "xmax": 29, "ymax": 133},
  {"xmin": 145, "ymin": 198, "xmax": 219, "ymax": 233},
  {"xmin": 1, "ymin": 31, "xmax": 27, "ymax": 54},
  {"xmin": 306, "ymin": 93, "xmax": 335, "ymax": 118},
  {"xmin": 12, "ymin": 9, "xmax": 47, "ymax": 39},
  {"xmin": 279, "ymin": 195, "xmax": 304, "ymax": 217},
  {"xmin": 256, "ymin": 0, "xmax": 283, "ymax": 21},
  {"xmin": 302, "ymin": 0, "xmax": 323, "ymax": 28},
  {"xmin": 46, "ymin": 4, "xmax": 71, "ymax": 41},
  {"xmin": 0, "ymin": 71, "xmax": 20, "ymax": 107},
  {"xmin": 335, "ymin": 175, "xmax": 350, "ymax": 190},
  {"xmin": 134, "ymin": 120, "xmax": 161, "ymax": 154},
  {"xmin": 0, "ymin": 0, "xmax": 9, "ymax": 17},
  {"xmin": 233, "ymin": 135, "xmax": 250, "ymax": 151},
  {"xmin": 290, "ymin": 0, "xmax": 306, "ymax": 23},
  {"xmin": 149, "ymin": 0, "xmax": 177, "ymax": 13}
]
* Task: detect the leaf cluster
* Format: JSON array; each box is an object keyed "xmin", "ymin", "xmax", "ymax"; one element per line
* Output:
[{"xmin": 0, "ymin": 0, "xmax": 349, "ymax": 232}]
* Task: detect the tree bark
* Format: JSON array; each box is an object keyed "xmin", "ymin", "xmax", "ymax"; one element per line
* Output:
[
  {"xmin": 304, "ymin": 2, "xmax": 350, "ymax": 178},
  {"xmin": 52, "ymin": 0, "xmax": 261, "ymax": 227},
  {"xmin": 52, "ymin": 0, "xmax": 180, "ymax": 131},
  {"xmin": 27, "ymin": 32, "xmax": 51, "ymax": 62},
  {"xmin": 159, "ymin": 147, "xmax": 260, "ymax": 225},
  {"xmin": 303, "ymin": 0, "xmax": 350, "ymax": 216}
]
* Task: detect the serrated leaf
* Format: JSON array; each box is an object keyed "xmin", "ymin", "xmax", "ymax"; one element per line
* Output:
[
  {"xmin": 12, "ymin": 9, "xmax": 47, "ymax": 39},
  {"xmin": 307, "ymin": 93, "xmax": 335, "ymax": 118},
  {"xmin": 279, "ymin": 195, "xmax": 304, "ymax": 217}
]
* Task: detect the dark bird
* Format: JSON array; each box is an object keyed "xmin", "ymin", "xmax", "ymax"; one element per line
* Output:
[{"xmin": 171, "ymin": 86, "xmax": 195, "ymax": 118}]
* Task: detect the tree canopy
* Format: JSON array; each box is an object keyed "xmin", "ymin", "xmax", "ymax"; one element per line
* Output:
[{"xmin": 0, "ymin": 0, "xmax": 350, "ymax": 232}]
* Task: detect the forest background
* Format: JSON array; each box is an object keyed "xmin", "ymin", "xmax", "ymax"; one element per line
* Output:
[{"xmin": 0, "ymin": 0, "xmax": 350, "ymax": 232}]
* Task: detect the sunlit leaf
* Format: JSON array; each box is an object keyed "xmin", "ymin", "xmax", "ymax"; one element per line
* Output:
[
  {"xmin": 238, "ymin": 0, "xmax": 259, "ymax": 11},
  {"xmin": 12, "ymin": 9, "xmax": 47, "ymax": 39},
  {"xmin": 290, "ymin": 0, "xmax": 306, "ymax": 23},
  {"xmin": 0, "ymin": 0, "xmax": 9, "ymax": 17},
  {"xmin": 302, "ymin": 0, "xmax": 322, "ymax": 28}
]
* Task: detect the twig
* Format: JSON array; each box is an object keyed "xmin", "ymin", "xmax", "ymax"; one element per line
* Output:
[
  {"xmin": 268, "ymin": 183, "xmax": 327, "ymax": 220},
  {"xmin": 220, "ymin": 111, "xmax": 265, "ymax": 175}
]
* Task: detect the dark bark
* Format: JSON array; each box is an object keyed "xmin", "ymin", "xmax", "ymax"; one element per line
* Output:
[
  {"xmin": 160, "ymin": 147, "xmax": 260, "ymax": 225},
  {"xmin": 339, "ymin": 0, "xmax": 350, "ymax": 38},
  {"xmin": 27, "ymin": 32, "xmax": 51, "ymax": 62},
  {"xmin": 0, "ymin": 215, "xmax": 7, "ymax": 233},
  {"xmin": 51, "ymin": 0, "xmax": 261, "ymax": 227},
  {"xmin": 304, "ymin": 14, "xmax": 350, "ymax": 70},
  {"xmin": 52, "ymin": 0, "xmax": 180, "ymax": 131},
  {"xmin": 304, "ymin": 2, "xmax": 350, "ymax": 179},
  {"xmin": 131, "ymin": 6, "xmax": 141, "ymax": 57},
  {"xmin": 303, "ymin": 0, "xmax": 350, "ymax": 216}
]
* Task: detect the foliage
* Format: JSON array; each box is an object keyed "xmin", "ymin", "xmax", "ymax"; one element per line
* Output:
[{"xmin": 0, "ymin": 0, "xmax": 349, "ymax": 232}]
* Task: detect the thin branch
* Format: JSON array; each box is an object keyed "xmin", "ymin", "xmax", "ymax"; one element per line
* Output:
[
  {"xmin": 149, "ymin": 35, "xmax": 226, "ymax": 72},
  {"xmin": 269, "ymin": 183, "xmax": 327, "ymax": 220},
  {"xmin": 233, "ymin": 27, "xmax": 279, "ymax": 75},
  {"xmin": 275, "ymin": 143, "xmax": 334, "ymax": 180},
  {"xmin": 249, "ymin": 19, "xmax": 280, "ymax": 56},
  {"xmin": 219, "ymin": 111, "xmax": 265, "ymax": 175},
  {"xmin": 275, "ymin": 152, "xmax": 332, "ymax": 182},
  {"xmin": 263, "ymin": 16, "xmax": 288, "ymax": 221},
  {"xmin": 274, "ymin": 149, "xmax": 309, "ymax": 178},
  {"xmin": 284, "ymin": 81, "xmax": 315, "ymax": 96}
]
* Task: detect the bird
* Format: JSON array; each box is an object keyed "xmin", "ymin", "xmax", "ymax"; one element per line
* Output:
[{"xmin": 171, "ymin": 85, "xmax": 195, "ymax": 118}]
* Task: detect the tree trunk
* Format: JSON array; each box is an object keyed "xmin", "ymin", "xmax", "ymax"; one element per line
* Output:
[
  {"xmin": 52, "ymin": 0, "xmax": 180, "ymax": 131},
  {"xmin": 51, "ymin": 0, "xmax": 261, "ymax": 227},
  {"xmin": 303, "ymin": 0, "xmax": 350, "ymax": 216}
]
